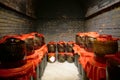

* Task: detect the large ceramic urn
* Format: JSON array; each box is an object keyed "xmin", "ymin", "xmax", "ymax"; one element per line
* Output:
[
  {"xmin": 93, "ymin": 34, "xmax": 118, "ymax": 57},
  {"xmin": 0, "ymin": 37, "xmax": 26, "ymax": 62}
]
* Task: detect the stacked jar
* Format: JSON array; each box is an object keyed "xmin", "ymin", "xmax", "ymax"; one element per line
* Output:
[
  {"xmin": 57, "ymin": 41, "xmax": 66, "ymax": 63},
  {"xmin": 76, "ymin": 32, "xmax": 87, "ymax": 48},
  {"xmin": 47, "ymin": 41, "xmax": 56, "ymax": 63},
  {"xmin": 93, "ymin": 34, "xmax": 118, "ymax": 57},
  {"xmin": 66, "ymin": 41, "xmax": 75, "ymax": 63},
  {"xmin": 85, "ymin": 32, "xmax": 99, "ymax": 52},
  {"xmin": 0, "ymin": 35, "xmax": 26, "ymax": 68}
]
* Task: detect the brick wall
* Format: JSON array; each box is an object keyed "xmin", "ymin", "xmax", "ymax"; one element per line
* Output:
[
  {"xmin": 85, "ymin": 0, "xmax": 120, "ymax": 17},
  {"xmin": 85, "ymin": 7, "xmax": 120, "ymax": 36},
  {"xmin": 35, "ymin": 0, "xmax": 85, "ymax": 43},
  {"xmin": 0, "ymin": 0, "xmax": 35, "ymax": 18},
  {"xmin": 0, "ymin": 6, "xmax": 34, "ymax": 37},
  {"xmin": 36, "ymin": 19, "xmax": 84, "ymax": 43},
  {"xmin": 85, "ymin": 3, "xmax": 120, "ymax": 50},
  {"xmin": 35, "ymin": 0, "xmax": 84, "ymax": 19}
]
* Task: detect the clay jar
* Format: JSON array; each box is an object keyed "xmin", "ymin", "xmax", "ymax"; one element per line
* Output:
[
  {"xmin": 0, "ymin": 37, "xmax": 26, "ymax": 62},
  {"xmin": 66, "ymin": 41, "xmax": 74, "ymax": 52},
  {"xmin": 57, "ymin": 41, "xmax": 66, "ymax": 52},
  {"xmin": 47, "ymin": 41, "xmax": 56, "ymax": 53},
  {"xmin": 93, "ymin": 34, "xmax": 118, "ymax": 57}
]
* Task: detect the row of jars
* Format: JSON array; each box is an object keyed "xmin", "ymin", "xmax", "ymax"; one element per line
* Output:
[
  {"xmin": 47, "ymin": 41, "xmax": 75, "ymax": 63},
  {"xmin": 76, "ymin": 32, "xmax": 99, "ymax": 49},
  {"xmin": 47, "ymin": 41, "xmax": 74, "ymax": 53},
  {"xmin": 0, "ymin": 32, "xmax": 45, "ymax": 68},
  {"xmin": 76, "ymin": 32, "xmax": 119, "ymax": 57}
]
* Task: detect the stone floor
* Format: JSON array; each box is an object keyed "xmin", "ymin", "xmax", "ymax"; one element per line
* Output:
[{"xmin": 41, "ymin": 61, "xmax": 81, "ymax": 80}]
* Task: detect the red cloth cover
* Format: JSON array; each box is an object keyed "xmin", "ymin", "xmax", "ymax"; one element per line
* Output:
[
  {"xmin": 0, "ymin": 62, "xmax": 35, "ymax": 80},
  {"xmin": 0, "ymin": 44, "xmax": 48, "ymax": 80},
  {"xmin": 74, "ymin": 44, "xmax": 106, "ymax": 80},
  {"xmin": 58, "ymin": 52, "xmax": 66, "ymax": 56}
]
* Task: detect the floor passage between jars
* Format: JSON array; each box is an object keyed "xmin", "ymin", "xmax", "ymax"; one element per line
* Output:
[{"xmin": 41, "ymin": 61, "xmax": 81, "ymax": 80}]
